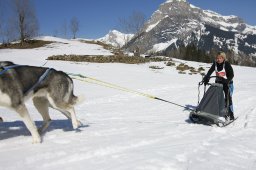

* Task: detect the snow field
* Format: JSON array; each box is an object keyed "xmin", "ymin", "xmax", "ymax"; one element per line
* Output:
[{"xmin": 0, "ymin": 37, "xmax": 256, "ymax": 170}]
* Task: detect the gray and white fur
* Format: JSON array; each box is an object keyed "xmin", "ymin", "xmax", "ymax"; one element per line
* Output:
[{"xmin": 0, "ymin": 61, "xmax": 82, "ymax": 143}]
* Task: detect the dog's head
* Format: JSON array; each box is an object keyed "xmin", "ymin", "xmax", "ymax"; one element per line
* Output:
[
  {"xmin": 0, "ymin": 61, "xmax": 15, "ymax": 68},
  {"xmin": 0, "ymin": 61, "xmax": 15, "ymax": 73}
]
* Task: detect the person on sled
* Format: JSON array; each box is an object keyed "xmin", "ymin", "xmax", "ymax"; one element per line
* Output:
[{"xmin": 203, "ymin": 51, "xmax": 234, "ymax": 120}]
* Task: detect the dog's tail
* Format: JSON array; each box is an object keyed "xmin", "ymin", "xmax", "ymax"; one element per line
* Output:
[{"xmin": 71, "ymin": 95, "xmax": 85, "ymax": 106}]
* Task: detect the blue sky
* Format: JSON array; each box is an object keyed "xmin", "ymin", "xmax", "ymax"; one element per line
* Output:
[{"xmin": 2, "ymin": 0, "xmax": 256, "ymax": 39}]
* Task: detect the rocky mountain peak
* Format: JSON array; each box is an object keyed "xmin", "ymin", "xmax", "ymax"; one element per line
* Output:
[
  {"xmin": 124, "ymin": 0, "xmax": 256, "ymax": 66},
  {"xmin": 98, "ymin": 30, "xmax": 134, "ymax": 47}
]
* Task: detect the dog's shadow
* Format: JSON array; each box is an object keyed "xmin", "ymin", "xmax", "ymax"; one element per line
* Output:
[{"xmin": 0, "ymin": 119, "xmax": 89, "ymax": 141}]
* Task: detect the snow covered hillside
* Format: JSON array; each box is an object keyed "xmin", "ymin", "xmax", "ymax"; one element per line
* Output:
[
  {"xmin": 0, "ymin": 37, "xmax": 256, "ymax": 170},
  {"xmin": 0, "ymin": 36, "xmax": 113, "ymax": 65}
]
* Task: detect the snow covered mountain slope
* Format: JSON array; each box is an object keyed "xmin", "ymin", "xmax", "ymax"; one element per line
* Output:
[
  {"xmin": 0, "ymin": 37, "xmax": 256, "ymax": 170},
  {"xmin": 97, "ymin": 30, "xmax": 134, "ymax": 47},
  {"xmin": 125, "ymin": 0, "xmax": 256, "ymax": 66}
]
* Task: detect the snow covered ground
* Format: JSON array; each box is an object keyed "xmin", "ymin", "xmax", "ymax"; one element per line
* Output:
[{"xmin": 0, "ymin": 37, "xmax": 256, "ymax": 170}]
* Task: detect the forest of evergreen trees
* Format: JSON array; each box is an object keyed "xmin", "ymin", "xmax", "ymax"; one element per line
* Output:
[{"xmin": 162, "ymin": 44, "xmax": 256, "ymax": 67}]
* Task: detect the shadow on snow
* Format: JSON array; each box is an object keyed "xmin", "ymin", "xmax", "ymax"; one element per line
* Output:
[{"xmin": 0, "ymin": 119, "xmax": 89, "ymax": 141}]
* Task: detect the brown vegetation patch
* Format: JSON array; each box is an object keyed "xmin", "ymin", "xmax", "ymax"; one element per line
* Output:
[
  {"xmin": 175, "ymin": 63, "xmax": 207, "ymax": 75},
  {"xmin": 198, "ymin": 67, "xmax": 205, "ymax": 72},
  {"xmin": 166, "ymin": 61, "xmax": 176, "ymax": 67},
  {"xmin": 47, "ymin": 54, "xmax": 168, "ymax": 64},
  {"xmin": 176, "ymin": 63, "xmax": 192, "ymax": 72},
  {"xmin": 0, "ymin": 40, "xmax": 52, "ymax": 49},
  {"xmin": 149, "ymin": 65, "xmax": 164, "ymax": 69}
]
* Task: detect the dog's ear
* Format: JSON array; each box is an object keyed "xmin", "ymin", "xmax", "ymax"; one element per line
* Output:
[{"xmin": 5, "ymin": 61, "xmax": 15, "ymax": 66}]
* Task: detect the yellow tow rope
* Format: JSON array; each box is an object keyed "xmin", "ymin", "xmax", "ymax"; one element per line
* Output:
[
  {"xmin": 68, "ymin": 73, "xmax": 156, "ymax": 99},
  {"xmin": 67, "ymin": 73, "xmax": 194, "ymax": 111}
]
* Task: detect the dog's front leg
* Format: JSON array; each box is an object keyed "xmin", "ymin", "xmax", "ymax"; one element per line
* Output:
[{"xmin": 16, "ymin": 105, "xmax": 41, "ymax": 143}]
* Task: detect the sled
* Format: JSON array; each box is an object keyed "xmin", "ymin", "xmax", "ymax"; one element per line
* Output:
[{"xmin": 189, "ymin": 78, "xmax": 233, "ymax": 127}]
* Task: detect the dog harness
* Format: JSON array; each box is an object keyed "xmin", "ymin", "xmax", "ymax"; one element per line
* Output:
[
  {"xmin": 24, "ymin": 68, "xmax": 52, "ymax": 96},
  {"xmin": 0, "ymin": 65, "xmax": 23, "ymax": 75},
  {"xmin": 0, "ymin": 64, "xmax": 52, "ymax": 95}
]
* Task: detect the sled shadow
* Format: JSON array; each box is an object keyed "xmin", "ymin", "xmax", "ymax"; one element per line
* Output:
[
  {"xmin": 184, "ymin": 104, "xmax": 197, "ymax": 111},
  {"xmin": 185, "ymin": 118, "xmax": 194, "ymax": 124},
  {"xmin": 0, "ymin": 119, "xmax": 89, "ymax": 141}
]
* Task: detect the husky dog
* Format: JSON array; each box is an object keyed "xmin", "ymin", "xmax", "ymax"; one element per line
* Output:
[{"xmin": 0, "ymin": 61, "xmax": 82, "ymax": 143}]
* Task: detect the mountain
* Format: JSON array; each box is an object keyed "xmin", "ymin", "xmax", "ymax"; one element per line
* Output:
[
  {"xmin": 124, "ymin": 0, "xmax": 256, "ymax": 66},
  {"xmin": 98, "ymin": 30, "xmax": 134, "ymax": 48}
]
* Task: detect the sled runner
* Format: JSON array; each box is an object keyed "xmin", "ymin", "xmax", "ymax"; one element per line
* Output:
[{"xmin": 189, "ymin": 77, "xmax": 235, "ymax": 127}]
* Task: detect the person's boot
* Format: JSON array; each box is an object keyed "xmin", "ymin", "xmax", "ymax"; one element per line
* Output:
[
  {"xmin": 228, "ymin": 111, "xmax": 235, "ymax": 120},
  {"xmin": 224, "ymin": 115, "xmax": 230, "ymax": 121},
  {"xmin": 228, "ymin": 106, "xmax": 234, "ymax": 120}
]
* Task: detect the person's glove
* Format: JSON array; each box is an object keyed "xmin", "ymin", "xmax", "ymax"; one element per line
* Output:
[{"xmin": 203, "ymin": 76, "xmax": 210, "ymax": 85}]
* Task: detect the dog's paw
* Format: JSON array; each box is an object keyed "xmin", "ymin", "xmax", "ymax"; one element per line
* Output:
[
  {"xmin": 32, "ymin": 137, "xmax": 42, "ymax": 144},
  {"xmin": 38, "ymin": 121, "xmax": 51, "ymax": 135},
  {"xmin": 72, "ymin": 119, "xmax": 83, "ymax": 129},
  {"xmin": 77, "ymin": 120, "xmax": 83, "ymax": 127}
]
